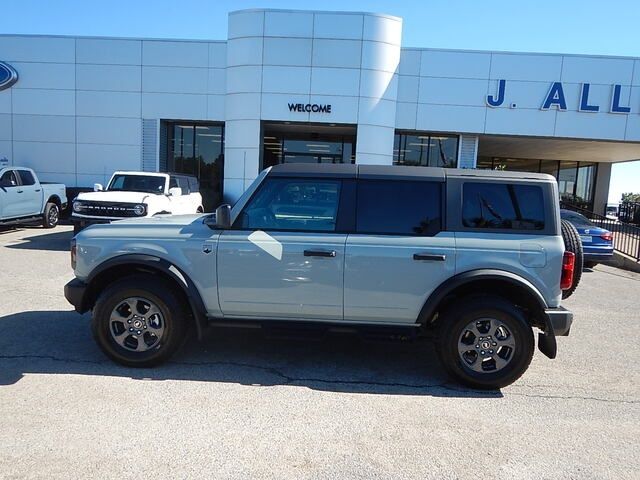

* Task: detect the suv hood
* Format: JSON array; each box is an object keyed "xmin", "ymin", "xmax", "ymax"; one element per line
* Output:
[
  {"xmin": 77, "ymin": 214, "xmax": 210, "ymax": 239},
  {"xmin": 115, "ymin": 214, "xmax": 206, "ymax": 226},
  {"xmin": 75, "ymin": 191, "xmax": 156, "ymax": 203}
]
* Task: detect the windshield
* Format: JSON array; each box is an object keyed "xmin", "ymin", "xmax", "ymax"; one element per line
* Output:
[{"xmin": 107, "ymin": 174, "xmax": 166, "ymax": 194}]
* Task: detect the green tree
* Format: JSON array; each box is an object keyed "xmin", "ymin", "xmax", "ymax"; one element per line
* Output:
[{"xmin": 621, "ymin": 192, "xmax": 640, "ymax": 203}]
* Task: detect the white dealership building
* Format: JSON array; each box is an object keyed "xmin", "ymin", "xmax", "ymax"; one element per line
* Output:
[{"xmin": 1, "ymin": 8, "xmax": 640, "ymax": 212}]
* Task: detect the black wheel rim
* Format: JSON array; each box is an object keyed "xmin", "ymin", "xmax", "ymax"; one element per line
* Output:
[
  {"xmin": 457, "ymin": 317, "xmax": 516, "ymax": 373},
  {"xmin": 109, "ymin": 297, "xmax": 165, "ymax": 352}
]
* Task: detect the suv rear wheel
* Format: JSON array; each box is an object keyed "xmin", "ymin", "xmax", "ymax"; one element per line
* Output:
[
  {"xmin": 436, "ymin": 295, "xmax": 534, "ymax": 389},
  {"xmin": 92, "ymin": 275, "xmax": 188, "ymax": 367}
]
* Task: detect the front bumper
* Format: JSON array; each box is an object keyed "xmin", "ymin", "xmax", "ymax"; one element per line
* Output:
[{"xmin": 64, "ymin": 278, "xmax": 88, "ymax": 313}]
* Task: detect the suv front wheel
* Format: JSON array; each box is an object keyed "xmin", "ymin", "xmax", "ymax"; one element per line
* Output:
[
  {"xmin": 92, "ymin": 275, "xmax": 188, "ymax": 367},
  {"xmin": 436, "ymin": 295, "xmax": 534, "ymax": 389}
]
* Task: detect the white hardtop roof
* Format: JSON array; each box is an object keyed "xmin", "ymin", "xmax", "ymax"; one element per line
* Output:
[{"xmin": 112, "ymin": 171, "xmax": 168, "ymax": 177}]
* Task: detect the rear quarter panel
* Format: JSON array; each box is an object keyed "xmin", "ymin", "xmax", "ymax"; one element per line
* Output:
[
  {"xmin": 36, "ymin": 167, "xmax": 67, "ymax": 209},
  {"xmin": 454, "ymin": 232, "xmax": 564, "ymax": 307},
  {"xmin": 41, "ymin": 183, "xmax": 67, "ymax": 206}
]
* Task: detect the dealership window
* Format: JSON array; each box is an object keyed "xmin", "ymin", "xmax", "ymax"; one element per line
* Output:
[
  {"xmin": 393, "ymin": 132, "xmax": 458, "ymax": 168},
  {"xmin": 539, "ymin": 160, "xmax": 559, "ymax": 177},
  {"xmin": 262, "ymin": 127, "xmax": 356, "ymax": 169},
  {"xmin": 462, "ymin": 182, "xmax": 545, "ymax": 231},
  {"xmin": 476, "ymin": 156, "xmax": 494, "ymax": 170},
  {"xmin": 476, "ymin": 157, "xmax": 597, "ymax": 210},
  {"xmin": 356, "ymin": 180, "xmax": 442, "ymax": 236},
  {"xmin": 575, "ymin": 162, "xmax": 596, "ymax": 206},
  {"xmin": 164, "ymin": 121, "xmax": 224, "ymax": 212},
  {"xmin": 558, "ymin": 161, "xmax": 578, "ymax": 204}
]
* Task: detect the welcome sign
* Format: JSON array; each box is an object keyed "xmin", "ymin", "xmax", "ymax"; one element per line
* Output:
[{"xmin": 288, "ymin": 103, "xmax": 332, "ymax": 113}]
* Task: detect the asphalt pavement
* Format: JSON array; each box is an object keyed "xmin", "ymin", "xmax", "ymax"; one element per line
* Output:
[{"xmin": 0, "ymin": 225, "xmax": 638, "ymax": 479}]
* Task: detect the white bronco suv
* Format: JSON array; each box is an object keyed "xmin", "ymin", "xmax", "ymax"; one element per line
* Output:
[
  {"xmin": 71, "ymin": 171, "xmax": 203, "ymax": 234},
  {"xmin": 65, "ymin": 164, "xmax": 580, "ymax": 389}
]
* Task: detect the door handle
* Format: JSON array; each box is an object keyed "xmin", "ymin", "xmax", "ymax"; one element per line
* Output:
[
  {"xmin": 304, "ymin": 249, "xmax": 336, "ymax": 258},
  {"xmin": 17, "ymin": 190, "xmax": 24, "ymax": 193},
  {"xmin": 35, "ymin": 189, "xmax": 41, "ymax": 192},
  {"xmin": 413, "ymin": 253, "xmax": 446, "ymax": 261}
]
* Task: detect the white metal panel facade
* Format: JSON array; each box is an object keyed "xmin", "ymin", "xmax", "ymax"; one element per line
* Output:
[{"xmin": 0, "ymin": 7, "xmax": 637, "ymax": 202}]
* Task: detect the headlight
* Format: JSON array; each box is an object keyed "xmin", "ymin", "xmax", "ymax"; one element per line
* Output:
[
  {"xmin": 133, "ymin": 204, "xmax": 146, "ymax": 216},
  {"xmin": 73, "ymin": 201, "xmax": 83, "ymax": 213}
]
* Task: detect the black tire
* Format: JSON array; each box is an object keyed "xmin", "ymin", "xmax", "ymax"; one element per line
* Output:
[
  {"xmin": 584, "ymin": 261, "xmax": 598, "ymax": 269},
  {"xmin": 42, "ymin": 202, "xmax": 59, "ymax": 228},
  {"xmin": 436, "ymin": 295, "xmax": 535, "ymax": 390},
  {"xmin": 561, "ymin": 219, "xmax": 583, "ymax": 299},
  {"xmin": 91, "ymin": 274, "xmax": 188, "ymax": 367}
]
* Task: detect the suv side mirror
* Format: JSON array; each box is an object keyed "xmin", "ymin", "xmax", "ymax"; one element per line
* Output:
[
  {"xmin": 93, "ymin": 183, "xmax": 103, "ymax": 192},
  {"xmin": 169, "ymin": 187, "xmax": 182, "ymax": 196},
  {"xmin": 210, "ymin": 204, "xmax": 231, "ymax": 229}
]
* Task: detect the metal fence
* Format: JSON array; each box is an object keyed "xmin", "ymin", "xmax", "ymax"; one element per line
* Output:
[
  {"xmin": 561, "ymin": 202, "xmax": 640, "ymax": 262},
  {"xmin": 618, "ymin": 202, "xmax": 640, "ymax": 225}
]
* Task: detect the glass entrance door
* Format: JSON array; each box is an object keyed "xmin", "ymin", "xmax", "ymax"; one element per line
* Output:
[
  {"xmin": 165, "ymin": 122, "xmax": 224, "ymax": 212},
  {"xmin": 262, "ymin": 123, "xmax": 356, "ymax": 169}
]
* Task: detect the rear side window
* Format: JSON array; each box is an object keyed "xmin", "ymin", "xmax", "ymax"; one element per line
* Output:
[
  {"xmin": 462, "ymin": 182, "xmax": 545, "ymax": 231},
  {"xmin": 169, "ymin": 176, "xmax": 189, "ymax": 193},
  {"xmin": 188, "ymin": 177, "xmax": 199, "ymax": 192},
  {"xmin": 17, "ymin": 170, "xmax": 35, "ymax": 186},
  {"xmin": 177, "ymin": 176, "xmax": 190, "ymax": 194},
  {"xmin": 356, "ymin": 180, "xmax": 442, "ymax": 236}
]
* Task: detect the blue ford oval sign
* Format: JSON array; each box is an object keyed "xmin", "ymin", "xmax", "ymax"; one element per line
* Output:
[{"xmin": 0, "ymin": 62, "xmax": 18, "ymax": 91}]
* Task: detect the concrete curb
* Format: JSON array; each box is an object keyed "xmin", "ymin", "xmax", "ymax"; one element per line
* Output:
[{"xmin": 601, "ymin": 251, "xmax": 640, "ymax": 274}]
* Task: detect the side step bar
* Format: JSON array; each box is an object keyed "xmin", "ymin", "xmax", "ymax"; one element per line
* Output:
[{"xmin": 0, "ymin": 215, "xmax": 43, "ymax": 226}]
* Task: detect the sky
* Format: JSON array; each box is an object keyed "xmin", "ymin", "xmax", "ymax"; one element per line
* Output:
[{"xmin": 1, "ymin": 0, "xmax": 639, "ymax": 203}]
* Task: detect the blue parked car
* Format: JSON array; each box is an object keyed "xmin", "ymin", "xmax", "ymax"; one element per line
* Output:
[{"xmin": 560, "ymin": 209, "xmax": 613, "ymax": 268}]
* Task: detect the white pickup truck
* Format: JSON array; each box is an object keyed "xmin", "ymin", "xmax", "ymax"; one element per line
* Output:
[
  {"xmin": 0, "ymin": 166, "xmax": 67, "ymax": 228},
  {"xmin": 71, "ymin": 171, "xmax": 204, "ymax": 234}
]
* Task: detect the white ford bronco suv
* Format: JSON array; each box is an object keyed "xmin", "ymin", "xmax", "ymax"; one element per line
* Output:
[
  {"xmin": 65, "ymin": 164, "xmax": 578, "ymax": 389},
  {"xmin": 71, "ymin": 171, "xmax": 204, "ymax": 234},
  {"xmin": 0, "ymin": 166, "xmax": 67, "ymax": 228}
]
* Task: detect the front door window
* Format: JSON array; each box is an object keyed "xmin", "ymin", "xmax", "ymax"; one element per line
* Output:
[{"xmin": 237, "ymin": 178, "xmax": 341, "ymax": 232}]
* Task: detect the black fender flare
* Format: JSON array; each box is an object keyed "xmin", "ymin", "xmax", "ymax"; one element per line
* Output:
[
  {"xmin": 418, "ymin": 269, "xmax": 557, "ymax": 358},
  {"xmin": 86, "ymin": 254, "xmax": 209, "ymax": 339},
  {"xmin": 46, "ymin": 195, "xmax": 62, "ymax": 206}
]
